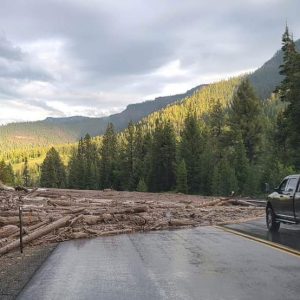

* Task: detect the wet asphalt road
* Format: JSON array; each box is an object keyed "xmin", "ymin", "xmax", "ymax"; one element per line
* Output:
[
  {"xmin": 18, "ymin": 226, "xmax": 300, "ymax": 300},
  {"xmin": 225, "ymin": 217, "xmax": 300, "ymax": 251}
]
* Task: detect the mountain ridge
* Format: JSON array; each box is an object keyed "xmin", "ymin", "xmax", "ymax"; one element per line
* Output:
[{"xmin": 0, "ymin": 84, "xmax": 206, "ymax": 151}]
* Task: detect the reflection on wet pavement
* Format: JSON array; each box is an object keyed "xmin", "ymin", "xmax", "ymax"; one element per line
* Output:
[{"xmin": 225, "ymin": 218, "xmax": 300, "ymax": 251}]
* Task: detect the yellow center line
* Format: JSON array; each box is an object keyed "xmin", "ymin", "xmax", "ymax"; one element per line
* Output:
[{"xmin": 214, "ymin": 225, "xmax": 300, "ymax": 258}]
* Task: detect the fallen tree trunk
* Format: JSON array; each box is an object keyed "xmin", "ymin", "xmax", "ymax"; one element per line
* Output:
[
  {"xmin": 0, "ymin": 211, "xmax": 42, "ymax": 217},
  {"xmin": 84, "ymin": 228, "xmax": 133, "ymax": 236},
  {"xmin": 169, "ymin": 219, "xmax": 197, "ymax": 226},
  {"xmin": 225, "ymin": 199, "xmax": 258, "ymax": 207},
  {"xmin": 0, "ymin": 238, "xmax": 9, "ymax": 247},
  {"xmin": 71, "ymin": 232, "xmax": 90, "ymax": 239},
  {"xmin": 0, "ymin": 216, "xmax": 40, "ymax": 226},
  {"xmin": 10, "ymin": 221, "xmax": 50, "ymax": 238},
  {"xmin": 0, "ymin": 181, "xmax": 14, "ymax": 191},
  {"xmin": 0, "ymin": 225, "xmax": 19, "ymax": 238},
  {"xmin": 69, "ymin": 214, "xmax": 84, "ymax": 227},
  {"xmin": 111, "ymin": 205, "xmax": 148, "ymax": 214},
  {"xmin": 47, "ymin": 199, "xmax": 73, "ymax": 207},
  {"xmin": 0, "ymin": 215, "xmax": 72, "ymax": 256},
  {"xmin": 25, "ymin": 220, "xmax": 50, "ymax": 233},
  {"xmin": 149, "ymin": 221, "xmax": 169, "ymax": 230},
  {"xmin": 199, "ymin": 199, "xmax": 223, "ymax": 207},
  {"xmin": 0, "ymin": 210, "xmax": 20, "ymax": 217},
  {"xmin": 82, "ymin": 215, "xmax": 101, "ymax": 225}
]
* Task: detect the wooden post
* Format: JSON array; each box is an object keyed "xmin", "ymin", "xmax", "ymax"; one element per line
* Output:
[{"xmin": 19, "ymin": 206, "xmax": 23, "ymax": 253}]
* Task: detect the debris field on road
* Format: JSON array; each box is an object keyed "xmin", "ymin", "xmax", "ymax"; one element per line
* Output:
[{"xmin": 0, "ymin": 188, "xmax": 265, "ymax": 256}]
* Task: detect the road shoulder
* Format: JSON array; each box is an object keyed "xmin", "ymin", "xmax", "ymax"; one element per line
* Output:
[{"xmin": 0, "ymin": 244, "xmax": 56, "ymax": 300}]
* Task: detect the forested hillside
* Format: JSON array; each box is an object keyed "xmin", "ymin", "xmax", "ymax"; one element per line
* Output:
[
  {"xmin": 0, "ymin": 85, "xmax": 205, "ymax": 152},
  {"xmin": 139, "ymin": 77, "xmax": 242, "ymax": 134},
  {"xmin": 0, "ymin": 121, "xmax": 78, "ymax": 152}
]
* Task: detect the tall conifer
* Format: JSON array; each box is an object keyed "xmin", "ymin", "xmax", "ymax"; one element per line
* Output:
[
  {"xmin": 179, "ymin": 114, "xmax": 202, "ymax": 193},
  {"xmin": 276, "ymin": 26, "xmax": 300, "ymax": 169},
  {"xmin": 22, "ymin": 157, "xmax": 31, "ymax": 187},
  {"xmin": 176, "ymin": 160, "xmax": 188, "ymax": 194},
  {"xmin": 228, "ymin": 79, "xmax": 263, "ymax": 162},
  {"xmin": 148, "ymin": 121, "xmax": 176, "ymax": 192},
  {"xmin": 40, "ymin": 148, "xmax": 66, "ymax": 188},
  {"xmin": 99, "ymin": 123, "xmax": 118, "ymax": 189}
]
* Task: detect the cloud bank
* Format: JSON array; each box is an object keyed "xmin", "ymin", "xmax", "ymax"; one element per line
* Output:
[{"xmin": 0, "ymin": 0, "xmax": 299, "ymax": 123}]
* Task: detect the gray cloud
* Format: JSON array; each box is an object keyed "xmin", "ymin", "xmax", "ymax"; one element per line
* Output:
[
  {"xmin": 0, "ymin": 35, "xmax": 23, "ymax": 61},
  {"xmin": 0, "ymin": 35, "xmax": 53, "ymax": 82},
  {"xmin": 0, "ymin": 0, "xmax": 299, "ymax": 123},
  {"xmin": 25, "ymin": 99, "xmax": 66, "ymax": 117},
  {"xmin": 0, "ymin": 59, "xmax": 52, "ymax": 81}
]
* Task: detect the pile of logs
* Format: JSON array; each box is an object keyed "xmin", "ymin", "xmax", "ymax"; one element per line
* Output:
[{"xmin": 0, "ymin": 188, "xmax": 265, "ymax": 256}]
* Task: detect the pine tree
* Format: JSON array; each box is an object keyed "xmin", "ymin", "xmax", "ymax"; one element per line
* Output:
[
  {"xmin": 133, "ymin": 125, "xmax": 147, "ymax": 187},
  {"xmin": 242, "ymin": 164, "xmax": 260, "ymax": 196},
  {"xmin": 196, "ymin": 100, "xmax": 228, "ymax": 195},
  {"xmin": 0, "ymin": 160, "xmax": 15, "ymax": 185},
  {"xmin": 277, "ymin": 25, "xmax": 298, "ymax": 100},
  {"xmin": 211, "ymin": 157, "xmax": 238, "ymax": 196},
  {"xmin": 5, "ymin": 163, "xmax": 15, "ymax": 186},
  {"xmin": 22, "ymin": 157, "xmax": 30, "ymax": 187},
  {"xmin": 262, "ymin": 156, "xmax": 295, "ymax": 190},
  {"xmin": 276, "ymin": 26, "xmax": 300, "ymax": 169},
  {"xmin": 76, "ymin": 138, "xmax": 86, "ymax": 189},
  {"xmin": 137, "ymin": 178, "xmax": 147, "ymax": 192},
  {"xmin": 179, "ymin": 114, "xmax": 203, "ymax": 193},
  {"xmin": 228, "ymin": 79, "xmax": 263, "ymax": 162},
  {"xmin": 148, "ymin": 121, "xmax": 176, "ymax": 192},
  {"xmin": 208, "ymin": 99, "xmax": 226, "ymax": 140},
  {"xmin": 142, "ymin": 132, "xmax": 153, "ymax": 189},
  {"xmin": 82, "ymin": 134, "xmax": 98, "ymax": 189},
  {"xmin": 0, "ymin": 160, "xmax": 6, "ymax": 182},
  {"xmin": 40, "ymin": 147, "xmax": 66, "ymax": 188},
  {"xmin": 199, "ymin": 142, "xmax": 215, "ymax": 195},
  {"xmin": 14, "ymin": 171, "xmax": 23, "ymax": 186},
  {"xmin": 120, "ymin": 121, "xmax": 135, "ymax": 190},
  {"xmin": 232, "ymin": 135, "xmax": 250, "ymax": 194},
  {"xmin": 68, "ymin": 147, "xmax": 82, "ymax": 188},
  {"xmin": 274, "ymin": 111, "xmax": 289, "ymax": 162},
  {"xmin": 176, "ymin": 160, "xmax": 188, "ymax": 194},
  {"xmin": 99, "ymin": 123, "xmax": 118, "ymax": 189}
]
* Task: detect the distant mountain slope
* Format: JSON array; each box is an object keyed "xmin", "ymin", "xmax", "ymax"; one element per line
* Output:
[
  {"xmin": 107, "ymin": 84, "xmax": 205, "ymax": 131},
  {"xmin": 249, "ymin": 39, "xmax": 300, "ymax": 99},
  {"xmin": 139, "ymin": 77, "xmax": 242, "ymax": 134},
  {"xmin": 0, "ymin": 84, "xmax": 205, "ymax": 151}
]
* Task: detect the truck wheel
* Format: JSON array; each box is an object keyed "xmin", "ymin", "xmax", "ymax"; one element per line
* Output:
[{"xmin": 266, "ymin": 207, "xmax": 280, "ymax": 232}]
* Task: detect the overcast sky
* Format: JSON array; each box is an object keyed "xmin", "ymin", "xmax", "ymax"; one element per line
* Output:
[{"xmin": 0, "ymin": 0, "xmax": 299, "ymax": 124}]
